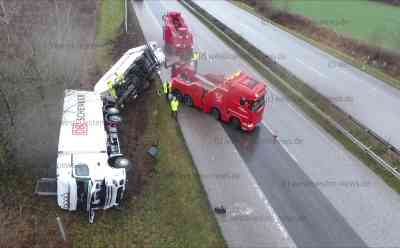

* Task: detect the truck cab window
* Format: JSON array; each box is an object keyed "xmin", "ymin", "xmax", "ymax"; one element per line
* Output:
[
  {"xmin": 251, "ymin": 96, "xmax": 266, "ymax": 112},
  {"xmin": 73, "ymin": 163, "xmax": 90, "ymax": 179}
]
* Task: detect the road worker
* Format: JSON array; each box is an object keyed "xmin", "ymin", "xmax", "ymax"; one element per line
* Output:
[
  {"xmin": 168, "ymin": 80, "xmax": 172, "ymax": 95},
  {"xmin": 191, "ymin": 51, "xmax": 200, "ymax": 61},
  {"xmin": 161, "ymin": 80, "xmax": 172, "ymax": 100},
  {"xmin": 170, "ymin": 96, "xmax": 179, "ymax": 119},
  {"xmin": 115, "ymin": 72, "xmax": 124, "ymax": 85},
  {"xmin": 107, "ymin": 79, "xmax": 117, "ymax": 98},
  {"xmin": 191, "ymin": 52, "xmax": 200, "ymax": 72}
]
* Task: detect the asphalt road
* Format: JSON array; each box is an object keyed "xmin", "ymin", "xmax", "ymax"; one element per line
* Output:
[
  {"xmin": 132, "ymin": 1, "xmax": 400, "ymax": 247},
  {"xmin": 194, "ymin": 0, "xmax": 400, "ymax": 152}
]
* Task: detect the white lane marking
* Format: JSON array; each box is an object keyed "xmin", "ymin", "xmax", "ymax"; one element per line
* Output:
[
  {"xmin": 285, "ymin": 101, "xmax": 348, "ymax": 158},
  {"xmin": 295, "ymin": 57, "xmax": 327, "ymax": 78},
  {"xmin": 339, "ymin": 68, "xmax": 380, "ymax": 95},
  {"xmin": 250, "ymin": 173, "xmax": 293, "ymax": 242},
  {"xmin": 229, "ymin": 136, "xmax": 295, "ymax": 243},
  {"xmin": 262, "ymin": 121, "xmax": 299, "ymax": 164}
]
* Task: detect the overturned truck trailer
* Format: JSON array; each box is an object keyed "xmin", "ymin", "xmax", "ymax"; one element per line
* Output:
[{"xmin": 36, "ymin": 42, "xmax": 165, "ymax": 223}]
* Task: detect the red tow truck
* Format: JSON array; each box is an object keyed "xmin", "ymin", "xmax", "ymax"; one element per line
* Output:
[
  {"xmin": 170, "ymin": 63, "xmax": 267, "ymax": 131},
  {"xmin": 163, "ymin": 11, "xmax": 193, "ymax": 55}
]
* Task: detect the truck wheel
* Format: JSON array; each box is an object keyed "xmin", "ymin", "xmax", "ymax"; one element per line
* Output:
[
  {"xmin": 211, "ymin": 108, "xmax": 220, "ymax": 121},
  {"xmin": 230, "ymin": 117, "xmax": 241, "ymax": 130},
  {"xmin": 109, "ymin": 156, "xmax": 132, "ymax": 169},
  {"xmin": 183, "ymin": 95, "xmax": 193, "ymax": 107},
  {"xmin": 113, "ymin": 157, "xmax": 132, "ymax": 169}
]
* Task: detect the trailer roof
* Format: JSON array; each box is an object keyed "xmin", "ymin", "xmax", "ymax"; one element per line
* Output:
[{"xmin": 58, "ymin": 90, "xmax": 107, "ymax": 153}]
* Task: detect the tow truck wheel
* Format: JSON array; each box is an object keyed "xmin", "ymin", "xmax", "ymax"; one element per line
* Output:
[
  {"xmin": 230, "ymin": 117, "xmax": 241, "ymax": 130},
  {"xmin": 211, "ymin": 108, "xmax": 220, "ymax": 121},
  {"xmin": 183, "ymin": 95, "xmax": 193, "ymax": 107}
]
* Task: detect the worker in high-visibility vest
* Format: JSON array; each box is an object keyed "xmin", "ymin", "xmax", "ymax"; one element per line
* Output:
[
  {"xmin": 191, "ymin": 52, "xmax": 200, "ymax": 72},
  {"xmin": 168, "ymin": 80, "xmax": 172, "ymax": 94},
  {"xmin": 161, "ymin": 80, "xmax": 172, "ymax": 100},
  {"xmin": 191, "ymin": 52, "xmax": 200, "ymax": 61},
  {"xmin": 107, "ymin": 79, "xmax": 117, "ymax": 98},
  {"xmin": 115, "ymin": 72, "xmax": 124, "ymax": 85},
  {"xmin": 170, "ymin": 96, "xmax": 179, "ymax": 119}
]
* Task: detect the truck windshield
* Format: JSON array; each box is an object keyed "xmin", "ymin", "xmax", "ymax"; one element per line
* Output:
[{"xmin": 251, "ymin": 96, "xmax": 265, "ymax": 112}]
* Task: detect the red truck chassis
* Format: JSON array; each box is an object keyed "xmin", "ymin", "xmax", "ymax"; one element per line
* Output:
[{"xmin": 171, "ymin": 63, "xmax": 267, "ymax": 131}]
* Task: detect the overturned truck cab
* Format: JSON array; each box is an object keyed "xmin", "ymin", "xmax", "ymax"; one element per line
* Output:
[
  {"xmin": 36, "ymin": 42, "xmax": 165, "ymax": 223},
  {"xmin": 57, "ymin": 90, "xmax": 128, "ymax": 223}
]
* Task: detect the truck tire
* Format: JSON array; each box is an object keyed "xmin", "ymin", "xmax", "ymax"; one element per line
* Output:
[
  {"xmin": 108, "ymin": 155, "xmax": 132, "ymax": 169},
  {"xmin": 211, "ymin": 108, "xmax": 220, "ymax": 121},
  {"xmin": 113, "ymin": 157, "xmax": 132, "ymax": 169},
  {"xmin": 106, "ymin": 107, "xmax": 120, "ymax": 115},
  {"xmin": 183, "ymin": 95, "xmax": 193, "ymax": 107},
  {"xmin": 230, "ymin": 117, "xmax": 241, "ymax": 130}
]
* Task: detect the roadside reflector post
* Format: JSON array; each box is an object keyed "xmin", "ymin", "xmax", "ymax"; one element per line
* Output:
[{"xmin": 56, "ymin": 216, "xmax": 67, "ymax": 242}]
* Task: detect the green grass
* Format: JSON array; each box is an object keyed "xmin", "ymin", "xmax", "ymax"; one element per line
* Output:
[
  {"xmin": 233, "ymin": 0, "xmax": 400, "ymax": 91},
  {"xmin": 95, "ymin": 0, "xmax": 125, "ymax": 70},
  {"xmin": 273, "ymin": 0, "xmax": 400, "ymax": 51}
]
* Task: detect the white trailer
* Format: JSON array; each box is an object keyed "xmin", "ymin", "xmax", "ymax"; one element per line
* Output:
[{"xmin": 36, "ymin": 42, "xmax": 165, "ymax": 223}]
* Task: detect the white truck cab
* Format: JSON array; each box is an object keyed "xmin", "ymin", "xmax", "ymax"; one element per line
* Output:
[{"xmin": 56, "ymin": 90, "xmax": 127, "ymax": 223}]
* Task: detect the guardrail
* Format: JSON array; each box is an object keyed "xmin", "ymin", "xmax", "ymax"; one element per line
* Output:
[{"xmin": 179, "ymin": 0, "xmax": 400, "ymax": 180}]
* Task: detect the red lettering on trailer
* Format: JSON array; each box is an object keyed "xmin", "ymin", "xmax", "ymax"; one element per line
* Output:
[{"xmin": 72, "ymin": 120, "xmax": 88, "ymax": 135}]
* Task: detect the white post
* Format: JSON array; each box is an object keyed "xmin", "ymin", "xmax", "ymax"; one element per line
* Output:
[
  {"xmin": 56, "ymin": 216, "xmax": 67, "ymax": 241},
  {"xmin": 124, "ymin": 0, "xmax": 128, "ymax": 33}
]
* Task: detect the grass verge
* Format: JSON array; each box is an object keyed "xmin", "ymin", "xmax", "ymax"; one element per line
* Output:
[
  {"xmin": 95, "ymin": 0, "xmax": 124, "ymax": 71},
  {"xmin": 232, "ymin": 1, "xmax": 400, "ymax": 90},
  {"xmin": 180, "ymin": 0, "xmax": 400, "ymax": 193}
]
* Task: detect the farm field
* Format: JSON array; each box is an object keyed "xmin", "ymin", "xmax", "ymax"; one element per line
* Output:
[{"xmin": 273, "ymin": 0, "xmax": 400, "ymax": 51}]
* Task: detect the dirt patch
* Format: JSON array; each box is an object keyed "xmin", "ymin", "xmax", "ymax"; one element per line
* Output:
[
  {"xmin": 236, "ymin": 0, "xmax": 400, "ymax": 81},
  {"xmin": 109, "ymin": 2, "xmax": 158, "ymax": 197}
]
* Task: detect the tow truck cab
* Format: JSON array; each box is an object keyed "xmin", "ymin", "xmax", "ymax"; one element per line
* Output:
[
  {"xmin": 163, "ymin": 11, "xmax": 193, "ymax": 54},
  {"xmin": 171, "ymin": 64, "xmax": 267, "ymax": 131},
  {"xmin": 57, "ymin": 90, "xmax": 127, "ymax": 223}
]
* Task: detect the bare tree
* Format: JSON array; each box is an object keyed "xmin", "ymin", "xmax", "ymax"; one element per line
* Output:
[{"xmin": 0, "ymin": 0, "xmax": 87, "ymax": 172}]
